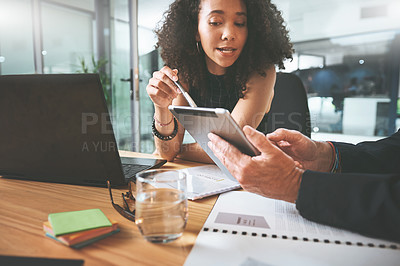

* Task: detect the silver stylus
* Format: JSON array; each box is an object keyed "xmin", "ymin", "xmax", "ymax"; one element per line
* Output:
[{"xmin": 173, "ymin": 80, "xmax": 197, "ymax": 107}]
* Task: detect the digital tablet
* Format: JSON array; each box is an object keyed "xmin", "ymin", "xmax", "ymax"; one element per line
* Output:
[{"xmin": 168, "ymin": 106, "xmax": 260, "ymax": 181}]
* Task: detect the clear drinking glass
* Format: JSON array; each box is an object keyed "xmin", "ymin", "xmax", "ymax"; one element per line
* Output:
[{"xmin": 135, "ymin": 169, "xmax": 188, "ymax": 243}]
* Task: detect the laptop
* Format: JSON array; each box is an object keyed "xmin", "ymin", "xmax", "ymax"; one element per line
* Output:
[{"xmin": 0, "ymin": 74, "xmax": 166, "ymax": 187}]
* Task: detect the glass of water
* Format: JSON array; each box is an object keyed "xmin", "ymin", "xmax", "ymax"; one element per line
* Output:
[{"xmin": 134, "ymin": 169, "xmax": 188, "ymax": 243}]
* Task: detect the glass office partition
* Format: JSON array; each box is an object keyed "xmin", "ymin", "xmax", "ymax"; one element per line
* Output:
[
  {"xmin": 0, "ymin": 0, "xmax": 136, "ymax": 151},
  {"xmin": 277, "ymin": 0, "xmax": 400, "ymax": 142},
  {"xmin": 110, "ymin": 0, "xmax": 134, "ymax": 151},
  {"xmin": 137, "ymin": 0, "xmax": 173, "ymax": 153},
  {"xmin": 288, "ymin": 31, "xmax": 400, "ymax": 138},
  {"xmin": 138, "ymin": 49, "xmax": 161, "ymax": 153},
  {"xmin": 41, "ymin": 2, "xmax": 94, "ymax": 74},
  {"xmin": 0, "ymin": 0, "xmax": 35, "ymax": 74},
  {"xmin": 47, "ymin": 0, "xmax": 95, "ymax": 11}
]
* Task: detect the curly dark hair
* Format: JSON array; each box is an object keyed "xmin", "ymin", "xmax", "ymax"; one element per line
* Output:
[{"xmin": 155, "ymin": 0, "xmax": 293, "ymax": 97}]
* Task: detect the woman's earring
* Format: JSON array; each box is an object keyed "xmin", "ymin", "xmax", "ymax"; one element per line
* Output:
[{"xmin": 196, "ymin": 42, "xmax": 201, "ymax": 53}]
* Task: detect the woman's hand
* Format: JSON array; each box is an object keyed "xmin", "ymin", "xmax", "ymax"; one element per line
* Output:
[{"xmin": 146, "ymin": 66, "xmax": 181, "ymax": 108}]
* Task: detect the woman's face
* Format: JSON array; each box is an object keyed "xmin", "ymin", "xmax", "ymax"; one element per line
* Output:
[{"xmin": 197, "ymin": 0, "xmax": 248, "ymax": 75}]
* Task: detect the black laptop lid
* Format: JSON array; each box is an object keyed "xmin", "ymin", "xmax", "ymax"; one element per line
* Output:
[{"xmin": 0, "ymin": 74, "xmax": 126, "ymax": 186}]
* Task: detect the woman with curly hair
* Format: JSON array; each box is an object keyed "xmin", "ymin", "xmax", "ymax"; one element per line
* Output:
[{"xmin": 146, "ymin": 0, "xmax": 293, "ymax": 162}]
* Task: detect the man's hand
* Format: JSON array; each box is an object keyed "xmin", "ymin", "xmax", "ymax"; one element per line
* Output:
[
  {"xmin": 267, "ymin": 128, "xmax": 333, "ymax": 172},
  {"xmin": 208, "ymin": 126, "xmax": 303, "ymax": 203}
]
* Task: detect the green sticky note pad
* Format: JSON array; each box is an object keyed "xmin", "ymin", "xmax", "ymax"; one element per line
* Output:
[{"xmin": 49, "ymin": 209, "xmax": 112, "ymax": 236}]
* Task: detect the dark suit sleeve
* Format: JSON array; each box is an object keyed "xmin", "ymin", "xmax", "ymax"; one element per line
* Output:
[
  {"xmin": 334, "ymin": 130, "xmax": 400, "ymax": 174},
  {"xmin": 296, "ymin": 171, "xmax": 400, "ymax": 243},
  {"xmin": 295, "ymin": 130, "xmax": 400, "ymax": 243}
]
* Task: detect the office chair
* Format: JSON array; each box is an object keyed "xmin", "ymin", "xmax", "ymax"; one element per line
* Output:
[{"xmin": 257, "ymin": 72, "xmax": 312, "ymax": 137}]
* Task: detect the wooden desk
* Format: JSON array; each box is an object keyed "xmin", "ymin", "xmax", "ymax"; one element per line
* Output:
[{"xmin": 0, "ymin": 151, "xmax": 217, "ymax": 265}]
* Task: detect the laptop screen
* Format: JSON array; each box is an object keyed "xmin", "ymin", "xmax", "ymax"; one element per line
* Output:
[{"xmin": 0, "ymin": 74, "xmax": 126, "ymax": 186}]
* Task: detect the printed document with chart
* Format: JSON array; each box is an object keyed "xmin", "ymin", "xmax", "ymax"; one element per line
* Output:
[{"xmin": 184, "ymin": 191, "xmax": 400, "ymax": 266}]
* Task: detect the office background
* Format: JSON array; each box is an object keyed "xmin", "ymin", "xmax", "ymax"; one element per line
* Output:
[{"xmin": 1, "ymin": 0, "xmax": 399, "ymax": 153}]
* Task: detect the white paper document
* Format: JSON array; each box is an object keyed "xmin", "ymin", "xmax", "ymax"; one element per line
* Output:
[
  {"xmin": 185, "ymin": 191, "xmax": 400, "ymax": 266},
  {"xmin": 179, "ymin": 165, "xmax": 241, "ymax": 200}
]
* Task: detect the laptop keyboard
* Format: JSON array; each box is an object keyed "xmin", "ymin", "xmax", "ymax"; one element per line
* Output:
[{"xmin": 122, "ymin": 164, "xmax": 152, "ymax": 179}]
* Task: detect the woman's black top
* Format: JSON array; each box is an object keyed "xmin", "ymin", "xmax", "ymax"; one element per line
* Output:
[{"xmin": 190, "ymin": 72, "xmax": 239, "ymax": 112}]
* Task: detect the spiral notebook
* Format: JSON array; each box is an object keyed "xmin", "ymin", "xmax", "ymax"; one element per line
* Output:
[{"xmin": 185, "ymin": 191, "xmax": 400, "ymax": 266}]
